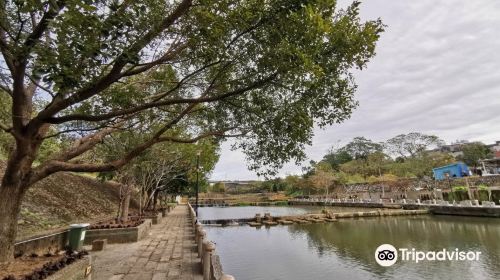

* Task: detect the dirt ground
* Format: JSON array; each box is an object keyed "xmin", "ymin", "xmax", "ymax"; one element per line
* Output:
[
  {"xmin": 0, "ymin": 161, "xmax": 139, "ymax": 241},
  {"xmin": 0, "ymin": 254, "xmax": 62, "ymax": 279}
]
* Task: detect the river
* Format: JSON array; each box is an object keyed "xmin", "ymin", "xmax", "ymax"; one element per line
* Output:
[{"xmin": 200, "ymin": 208, "xmax": 500, "ymax": 280}]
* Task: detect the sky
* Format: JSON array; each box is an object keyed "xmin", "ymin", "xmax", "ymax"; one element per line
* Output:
[{"xmin": 210, "ymin": 0, "xmax": 500, "ymax": 181}]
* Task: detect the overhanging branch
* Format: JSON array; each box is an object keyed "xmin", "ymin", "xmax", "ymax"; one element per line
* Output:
[{"xmin": 46, "ymin": 73, "xmax": 276, "ymax": 124}]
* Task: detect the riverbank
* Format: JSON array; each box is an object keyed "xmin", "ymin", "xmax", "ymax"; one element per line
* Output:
[{"xmin": 290, "ymin": 198, "xmax": 500, "ymax": 218}]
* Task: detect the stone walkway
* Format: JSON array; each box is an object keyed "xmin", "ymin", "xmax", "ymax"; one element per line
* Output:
[{"xmin": 89, "ymin": 205, "xmax": 203, "ymax": 280}]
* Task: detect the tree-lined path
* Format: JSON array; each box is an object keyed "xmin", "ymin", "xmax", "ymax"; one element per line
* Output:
[{"xmin": 90, "ymin": 205, "xmax": 202, "ymax": 280}]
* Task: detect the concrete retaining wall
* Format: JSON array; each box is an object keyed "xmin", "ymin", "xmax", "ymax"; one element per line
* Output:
[
  {"xmin": 289, "ymin": 200, "xmax": 402, "ymax": 209},
  {"xmin": 429, "ymin": 205, "xmax": 500, "ymax": 217},
  {"xmin": 46, "ymin": 255, "xmax": 92, "ymax": 280},
  {"xmin": 14, "ymin": 230, "xmax": 69, "ymax": 257},
  {"xmin": 84, "ymin": 219, "xmax": 152, "ymax": 245},
  {"xmin": 131, "ymin": 212, "xmax": 162, "ymax": 224}
]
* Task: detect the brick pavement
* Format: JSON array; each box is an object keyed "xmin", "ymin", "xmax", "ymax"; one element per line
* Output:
[{"xmin": 90, "ymin": 205, "xmax": 203, "ymax": 280}]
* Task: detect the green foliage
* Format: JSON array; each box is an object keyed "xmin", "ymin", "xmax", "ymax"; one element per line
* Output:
[
  {"xmin": 458, "ymin": 142, "xmax": 493, "ymax": 167},
  {"xmin": 478, "ymin": 184, "xmax": 489, "ymax": 190},
  {"xmin": 210, "ymin": 182, "xmax": 226, "ymax": 193},
  {"xmin": 445, "ymin": 186, "xmax": 470, "ymax": 202},
  {"xmin": 0, "ymin": 0, "xmax": 385, "ymax": 178},
  {"xmin": 0, "ymin": 93, "xmax": 13, "ymax": 157},
  {"xmin": 452, "ymin": 186, "xmax": 468, "ymax": 192},
  {"xmin": 96, "ymin": 127, "xmax": 220, "ymax": 199},
  {"xmin": 297, "ymin": 133, "xmax": 455, "ymax": 190},
  {"xmin": 322, "ymin": 149, "xmax": 353, "ymax": 170},
  {"xmin": 383, "ymin": 151, "xmax": 454, "ymax": 178},
  {"xmin": 478, "ymin": 190, "xmax": 489, "ymax": 202},
  {"xmin": 339, "ymin": 137, "xmax": 383, "ymax": 160},
  {"xmin": 274, "ymin": 201, "xmax": 289, "ymax": 206}
]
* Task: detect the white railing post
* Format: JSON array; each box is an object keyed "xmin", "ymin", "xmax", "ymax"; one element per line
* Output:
[
  {"xmin": 195, "ymin": 223, "xmax": 202, "ymax": 242},
  {"xmin": 198, "ymin": 229, "xmax": 206, "ymax": 258},
  {"xmin": 203, "ymin": 241, "xmax": 215, "ymax": 280}
]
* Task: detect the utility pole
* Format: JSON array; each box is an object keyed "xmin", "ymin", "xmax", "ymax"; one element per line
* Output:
[{"xmin": 195, "ymin": 150, "xmax": 201, "ymax": 217}]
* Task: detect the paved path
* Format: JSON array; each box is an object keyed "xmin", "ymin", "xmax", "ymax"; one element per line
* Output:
[{"xmin": 89, "ymin": 205, "xmax": 203, "ymax": 280}]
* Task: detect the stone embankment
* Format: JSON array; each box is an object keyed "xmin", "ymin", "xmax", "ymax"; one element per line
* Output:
[
  {"xmin": 291, "ymin": 198, "xmax": 500, "ymax": 218},
  {"xmin": 201, "ymin": 209, "xmax": 429, "ymax": 227}
]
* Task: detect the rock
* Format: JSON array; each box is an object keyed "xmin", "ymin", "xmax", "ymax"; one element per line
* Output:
[{"xmin": 92, "ymin": 239, "xmax": 107, "ymax": 251}]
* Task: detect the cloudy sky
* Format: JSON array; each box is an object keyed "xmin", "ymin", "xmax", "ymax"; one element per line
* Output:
[{"xmin": 211, "ymin": 0, "xmax": 500, "ymax": 181}]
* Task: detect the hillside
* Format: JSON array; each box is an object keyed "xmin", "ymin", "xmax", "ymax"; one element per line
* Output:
[{"xmin": 0, "ymin": 162, "xmax": 137, "ymax": 241}]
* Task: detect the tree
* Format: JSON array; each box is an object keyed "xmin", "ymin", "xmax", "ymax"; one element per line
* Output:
[
  {"xmin": 458, "ymin": 142, "xmax": 492, "ymax": 168},
  {"xmin": 338, "ymin": 151, "xmax": 391, "ymax": 179},
  {"xmin": 340, "ymin": 137, "xmax": 383, "ymax": 160},
  {"xmin": 211, "ymin": 182, "xmax": 225, "ymax": 193},
  {"xmin": 322, "ymin": 148, "xmax": 353, "ymax": 170},
  {"xmin": 309, "ymin": 169, "xmax": 336, "ymax": 195},
  {"xmin": 384, "ymin": 132, "xmax": 444, "ymax": 159},
  {"xmin": 386, "ymin": 151, "xmax": 454, "ymax": 178},
  {"xmin": 0, "ymin": 0, "xmax": 383, "ymax": 261},
  {"xmin": 98, "ymin": 132, "xmax": 219, "ymax": 213},
  {"xmin": 308, "ymin": 161, "xmax": 336, "ymax": 195},
  {"xmin": 284, "ymin": 175, "xmax": 302, "ymax": 195}
]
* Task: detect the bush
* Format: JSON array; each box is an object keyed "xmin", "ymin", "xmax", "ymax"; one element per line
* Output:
[
  {"xmin": 478, "ymin": 190, "xmax": 489, "ymax": 201},
  {"xmin": 274, "ymin": 201, "xmax": 289, "ymax": 206},
  {"xmin": 445, "ymin": 186, "xmax": 470, "ymax": 201},
  {"xmin": 452, "ymin": 186, "xmax": 468, "ymax": 192},
  {"xmin": 478, "ymin": 184, "xmax": 489, "ymax": 190}
]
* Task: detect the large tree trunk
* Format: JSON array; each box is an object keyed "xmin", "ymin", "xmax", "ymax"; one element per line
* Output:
[
  {"xmin": 0, "ymin": 183, "xmax": 25, "ymax": 263},
  {"xmin": 119, "ymin": 189, "xmax": 131, "ymax": 223}
]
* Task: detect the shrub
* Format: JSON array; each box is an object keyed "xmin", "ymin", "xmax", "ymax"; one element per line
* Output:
[
  {"xmin": 478, "ymin": 184, "xmax": 489, "ymax": 190},
  {"xmin": 452, "ymin": 186, "xmax": 468, "ymax": 192},
  {"xmin": 274, "ymin": 201, "xmax": 289, "ymax": 206}
]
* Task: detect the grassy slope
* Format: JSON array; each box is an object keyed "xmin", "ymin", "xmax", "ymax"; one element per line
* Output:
[{"xmin": 0, "ymin": 162, "xmax": 137, "ymax": 240}]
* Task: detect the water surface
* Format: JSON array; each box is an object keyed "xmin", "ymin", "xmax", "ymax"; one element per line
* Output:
[{"xmin": 205, "ymin": 215, "xmax": 500, "ymax": 280}]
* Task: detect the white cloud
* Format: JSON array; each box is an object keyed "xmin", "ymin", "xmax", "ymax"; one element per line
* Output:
[{"xmin": 211, "ymin": 0, "xmax": 500, "ymax": 180}]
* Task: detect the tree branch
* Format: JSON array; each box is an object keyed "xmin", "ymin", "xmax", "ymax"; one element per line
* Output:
[
  {"xmin": 120, "ymin": 41, "xmax": 189, "ymax": 78},
  {"xmin": 52, "ymin": 125, "xmax": 121, "ymax": 162},
  {"xmin": 28, "ymin": 127, "xmax": 232, "ymax": 184},
  {"xmin": 22, "ymin": 1, "xmax": 66, "ymax": 60},
  {"xmin": 32, "ymin": 0, "xmax": 193, "ymax": 127},
  {"xmin": 46, "ymin": 73, "xmax": 276, "ymax": 124}
]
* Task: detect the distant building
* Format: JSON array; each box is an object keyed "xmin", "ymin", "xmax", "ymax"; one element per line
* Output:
[
  {"xmin": 435, "ymin": 140, "xmax": 500, "ymax": 159},
  {"xmin": 434, "ymin": 140, "xmax": 469, "ymax": 158},
  {"xmin": 479, "ymin": 158, "xmax": 500, "ymax": 175},
  {"xmin": 433, "ymin": 162, "xmax": 470, "ymax": 180},
  {"xmin": 486, "ymin": 141, "xmax": 500, "ymax": 158}
]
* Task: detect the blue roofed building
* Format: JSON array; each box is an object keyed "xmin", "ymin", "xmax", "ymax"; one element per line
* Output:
[{"xmin": 433, "ymin": 162, "xmax": 470, "ymax": 180}]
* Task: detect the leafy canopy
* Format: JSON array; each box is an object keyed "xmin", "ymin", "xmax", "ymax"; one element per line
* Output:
[{"xmin": 0, "ymin": 0, "xmax": 384, "ymax": 179}]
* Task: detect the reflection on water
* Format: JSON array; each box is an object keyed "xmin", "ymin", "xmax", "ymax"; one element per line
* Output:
[
  {"xmin": 205, "ymin": 215, "xmax": 500, "ymax": 280},
  {"xmin": 197, "ymin": 205, "xmax": 372, "ymax": 221}
]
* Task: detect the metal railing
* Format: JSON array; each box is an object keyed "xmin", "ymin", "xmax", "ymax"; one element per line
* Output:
[{"xmin": 289, "ymin": 197, "xmax": 499, "ymax": 207}]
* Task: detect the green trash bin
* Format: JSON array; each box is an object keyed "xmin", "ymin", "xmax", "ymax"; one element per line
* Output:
[{"xmin": 68, "ymin": 223, "xmax": 90, "ymax": 251}]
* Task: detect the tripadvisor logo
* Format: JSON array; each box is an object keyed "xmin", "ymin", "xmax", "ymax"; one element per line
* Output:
[
  {"xmin": 375, "ymin": 244, "xmax": 398, "ymax": 267},
  {"xmin": 375, "ymin": 244, "xmax": 482, "ymax": 267}
]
